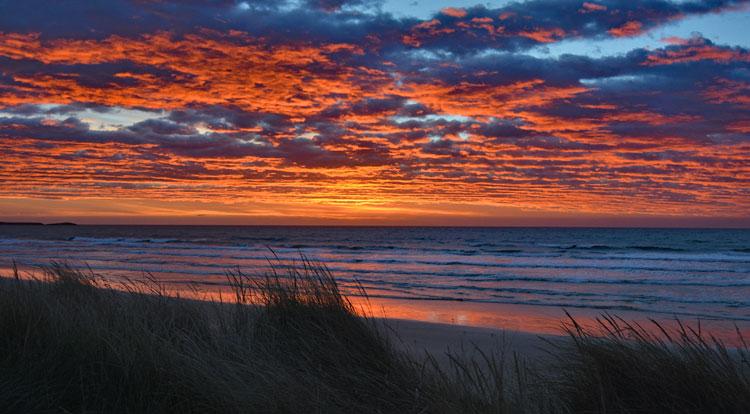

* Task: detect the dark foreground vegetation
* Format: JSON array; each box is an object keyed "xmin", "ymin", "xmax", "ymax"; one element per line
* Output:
[{"xmin": 0, "ymin": 260, "xmax": 748, "ymax": 413}]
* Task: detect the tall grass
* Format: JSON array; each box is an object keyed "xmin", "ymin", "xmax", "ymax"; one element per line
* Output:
[
  {"xmin": 549, "ymin": 312, "xmax": 750, "ymax": 413},
  {"xmin": 0, "ymin": 259, "xmax": 747, "ymax": 413},
  {"xmin": 0, "ymin": 259, "xmax": 525, "ymax": 413}
]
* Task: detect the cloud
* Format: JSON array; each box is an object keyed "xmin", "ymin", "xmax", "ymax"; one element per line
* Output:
[
  {"xmin": 644, "ymin": 36, "xmax": 750, "ymax": 65},
  {"xmin": 440, "ymin": 7, "xmax": 467, "ymax": 18},
  {"xmin": 0, "ymin": 0, "xmax": 748, "ymax": 217},
  {"xmin": 399, "ymin": 0, "xmax": 750, "ymax": 52},
  {"xmin": 608, "ymin": 21, "xmax": 644, "ymax": 37},
  {"xmin": 580, "ymin": 2, "xmax": 608, "ymax": 13}
]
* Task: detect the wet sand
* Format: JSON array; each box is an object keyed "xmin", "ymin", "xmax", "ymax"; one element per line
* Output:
[{"xmin": 380, "ymin": 317, "xmax": 566, "ymax": 363}]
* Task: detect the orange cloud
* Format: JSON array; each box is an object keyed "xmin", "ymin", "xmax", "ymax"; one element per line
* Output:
[
  {"xmin": 441, "ymin": 7, "xmax": 467, "ymax": 18},
  {"xmin": 608, "ymin": 21, "xmax": 644, "ymax": 37},
  {"xmin": 644, "ymin": 44, "xmax": 750, "ymax": 65},
  {"xmin": 580, "ymin": 2, "xmax": 607, "ymax": 13},
  {"xmin": 0, "ymin": 31, "xmax": 374, "ymax": 117},
  {"xmin": 518, "ymin": 28, "xmax": 565, "ymax": 43},
  {"xmin": 0, "ymin": 20, "xmax": 749, "ymax": 223}
]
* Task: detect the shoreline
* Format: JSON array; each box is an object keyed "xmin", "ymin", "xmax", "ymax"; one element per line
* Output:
[{"xmin": 2, "ymin": 269, "xmax": 747, "ymax": 347}]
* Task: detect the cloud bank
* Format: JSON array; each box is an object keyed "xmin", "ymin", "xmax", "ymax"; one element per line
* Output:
[{"xmin": 0, "ymin": 0, "xmax": 748, "ymax": 222}]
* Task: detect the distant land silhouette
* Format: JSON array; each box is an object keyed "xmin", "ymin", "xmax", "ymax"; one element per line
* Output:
[{"xmin": 0, "ymin": 222, "xmax": 76, "ymax": 226}]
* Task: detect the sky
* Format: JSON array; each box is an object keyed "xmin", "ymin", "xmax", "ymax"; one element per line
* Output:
[{"xmin": 0, "ymin": 0, "xmax": 749, "ymax": 226}]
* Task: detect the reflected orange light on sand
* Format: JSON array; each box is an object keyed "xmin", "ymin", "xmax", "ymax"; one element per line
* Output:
[
  {"xmin": 165, "ymin": 286, "xmax": 750, "ymax": 346},
  {"xmin": 349, "ymin": 295, "xmax": 566, "ymax": 335}
]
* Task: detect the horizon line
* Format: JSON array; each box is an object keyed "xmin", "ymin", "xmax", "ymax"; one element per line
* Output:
[{"xmin": 2, "ymin": 222, "xmax": 749, "ymax": 230}]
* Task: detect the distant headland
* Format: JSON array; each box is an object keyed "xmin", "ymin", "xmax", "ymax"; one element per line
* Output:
[{"xmin": 0, "ymin": 222, "xmax": 77, "ymax": 226}]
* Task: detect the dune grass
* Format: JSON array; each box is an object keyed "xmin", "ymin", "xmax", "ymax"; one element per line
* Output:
[
  {"xmin": 550, "ymin": 313, "xmax": 750, "ymax": 413},
  {"xmin": 0, "ymin": 258, "xmax": 747, "ymax": 413},
  {"xmin": 0, "ymin": 260, "xmax": 527, "ymax": 413}
]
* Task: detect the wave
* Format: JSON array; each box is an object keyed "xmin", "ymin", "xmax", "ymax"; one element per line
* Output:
[
  {"xmin": 5, "ymin": 237, "xmax": 749, "ymax": 266},
  {"xmin": 48, "ymin": 238, "xmax": 750, "ymax": 263},
  {"xmin": 66, "ymin": 237, "xmax": 202, "ymax": 245},
  {"xmin": 5, "ymin": 242, "xmax": 750, "ymax": 275},
  {"xmin": 8, "ymin": 253, "xmax": 750, "ymax": 289},
  {"xmin": 345, "ymin": 278, "xmax": 750, "ymax": 308},
  {"xmin": 564, "ymin": 244, "xmax": 687, "ymax": 252},
  {"xmin": 14, "ymin": 248, "xmax": 750, "ymax": 273},
  {"xmin": 629, "ymin": 245, "xmax": 687, "ymax": 252}
]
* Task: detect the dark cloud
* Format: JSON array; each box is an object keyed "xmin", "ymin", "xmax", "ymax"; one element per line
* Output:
[
  {"xmin": 1, "ymin": 0, "xmax": 746, "ymax": 52},
  {"xmin": 0, "ymin": 56, "xmax": 187, "ymax": 91},
  {"xmin": 0, "ymin": 116, "xmax": 279, "ymax": 158},
  {"xmin": 476, "ymin": 120, "xmax": 533, "ymax": 139},
  {"xmin": 314, "ymin": 96, "xmax": 407, "ymax": 120},
  {"xmin": 304, "ymin": 0, "xmax": 383, "ymax": 12},
  {"xmin": 168, "ymin": 106, "xmax": 293, "ymax": 133},
  {"xmin": 0, "ymin": 112, "xmax": 398, "ymax": 167},
  {"xmin": 398, "ymin": 0, "xmax": 750, "ymax": 53}
]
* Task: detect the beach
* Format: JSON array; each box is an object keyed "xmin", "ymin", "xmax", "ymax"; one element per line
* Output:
[
  {"xmin": 1, "ymin": 225, "xmax": 748, "ymax": 412},
  {"xmin": 383, "ymin": 318, "xmax": 559, "ymax": 365},
  {"xmin": 1, "ymin": 225, "xmax": 748, "ymax": 343},
  {"xmin": 0, "ymin": 262, "xmax": 747, "ymax": 413}
]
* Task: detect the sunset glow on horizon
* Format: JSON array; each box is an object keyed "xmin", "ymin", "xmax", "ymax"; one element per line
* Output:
[{"xmin": 1, "ymin": 0, "xmax": 749, "ymax": 226}]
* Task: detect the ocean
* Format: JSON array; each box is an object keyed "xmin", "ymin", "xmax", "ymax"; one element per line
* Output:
[{"xmin": 1, "ymin": 225, "xmax": 749, "ymax": 337}]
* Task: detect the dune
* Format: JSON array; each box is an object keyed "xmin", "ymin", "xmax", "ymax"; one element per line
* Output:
[{"xmin": 0, "ymin": 260, "xmax": 747, "ymax": 413}]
